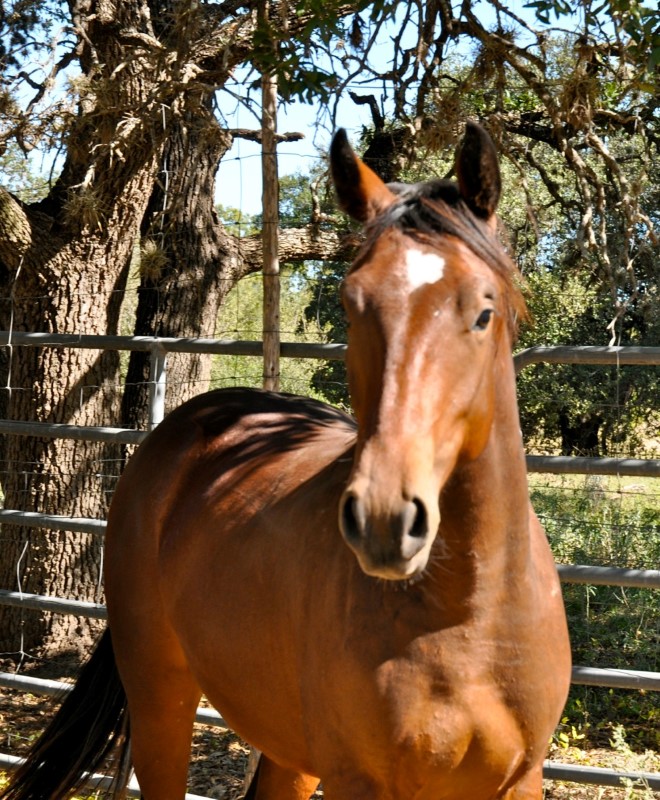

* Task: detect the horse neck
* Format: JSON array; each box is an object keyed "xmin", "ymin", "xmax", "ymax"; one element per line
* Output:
[{"xmin": 434, "ymin": 350, "xmax": 532, "ymax": 597}]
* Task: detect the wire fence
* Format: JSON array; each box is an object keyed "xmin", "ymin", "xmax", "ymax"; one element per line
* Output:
[{"xmin": 0, "ymin": 332, "xmax": 658, "ymax": 797}]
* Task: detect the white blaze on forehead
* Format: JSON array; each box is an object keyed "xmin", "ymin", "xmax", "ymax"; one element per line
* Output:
[{"xmin": 403, "ymin": 248, "xmax": 446, "ymax": 290}]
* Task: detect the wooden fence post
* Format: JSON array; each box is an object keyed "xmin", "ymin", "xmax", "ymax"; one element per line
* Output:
[{"xmin": 261, "ymin": 10, "xmax": 280, "ymax": 392}]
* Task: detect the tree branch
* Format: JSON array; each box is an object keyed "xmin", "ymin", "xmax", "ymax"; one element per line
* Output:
[
  {"xmin": 0, "ymin": 189, "xmax": 32, "ymax": 267},
  {"xmin": 235, "ymin": 225, "xmax": 358, "ymax": 280},
  {"xmin": 227, "ymin": 129, "xmax": 305, "ymax": 144},
  {"xmin": 348, "ymin": 92, "xmax": 384, "ymax": 130}
]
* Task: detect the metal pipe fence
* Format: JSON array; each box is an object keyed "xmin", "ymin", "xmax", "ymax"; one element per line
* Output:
[{"xmin": 0, "ymin": 333, "xmax": 658, "ymax": 796}]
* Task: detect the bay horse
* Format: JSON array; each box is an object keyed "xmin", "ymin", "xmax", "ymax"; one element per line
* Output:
[{"xmin": 1, "ymin": 122, "xmax": 571, "ymax": 800}]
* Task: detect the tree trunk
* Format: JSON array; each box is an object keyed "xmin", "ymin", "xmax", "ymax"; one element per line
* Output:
[
  {"xmin": 0, "ymin": 172, "xmax": 155, "ymax": 657},
  {"xmin": 0, "ymin": 0, "xmax": 163, "ymax": 658},
  {"xmin": 121, "ymin": 103, "xmax": 241, "ymax": 430}
]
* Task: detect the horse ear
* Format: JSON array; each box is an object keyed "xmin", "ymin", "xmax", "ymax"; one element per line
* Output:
[
  {"xmin": 330, "ymin": 128, "xmax": 397, "ymax": 222},
  {"xmin": 455, "ymin": 121, "xmax": 501, "ymax": 221}
]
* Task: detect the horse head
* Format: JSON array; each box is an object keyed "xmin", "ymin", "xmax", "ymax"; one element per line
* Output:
[{"xmin": 331, "ymin": 122, "xmax": 526, "ymax": 581}]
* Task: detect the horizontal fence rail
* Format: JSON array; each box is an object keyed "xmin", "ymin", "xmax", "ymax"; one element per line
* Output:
[
  {"xmin": 0, "ymin": 589, "xmax": 107, "ymax": 618},
  {"xmin": 0, "ymin": 334, "xmax": 658, "ymax": 794},
  {"xmin": 0, "ymin": 752, "xmax": 209, "ymax": 800},
  {"xmin": 0, "ymin": 671, "xmax": 223, "ymax": 726},
  {"xmin": 542, "ymin": 761, "xmax": 660, "ymax": 791},
  {"xmin": 2, "ymin": 664, "xmax": 657, "ymax": 701},
  {"xmin": 0, "ymin": 330, "xmax": 349, "ymax": 360},
  {"xmin": 2, "ymin": 565, "xmax": 659, "ymax": 621},
  {"xmin": 0, "ymin": 510, "xmax": 106, "ymax": 534},
  {"xmin": 526, "ymin": 455, "xmax": 660, "ymax": 477},
  {"xmin": 0, "ymin": 419, "xmax": 147, "ymax": 445},
  {"xmin": 513, "ymin": 344, "xmax": 660, "ymax": 371},
  {"xmin": 1, "ymin": 334, "xmax": 656, "ymax": 364},
  {"xmin": 571, "ymin": 666, "xmax": 660, "ymax": 692},
  {"xmin": 556, "ymin": 564, "xmax": 660, "ymax": 589}
]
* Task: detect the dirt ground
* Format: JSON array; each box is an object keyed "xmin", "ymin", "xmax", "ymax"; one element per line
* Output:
[{"xmin": 0, "ymin": 676, "xmax": 658, "ymax": 799}]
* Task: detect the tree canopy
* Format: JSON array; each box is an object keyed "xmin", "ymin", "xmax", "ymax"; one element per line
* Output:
[{"xmin": 0, "ymin": 0, "xmax": 658, "ymax": 654}]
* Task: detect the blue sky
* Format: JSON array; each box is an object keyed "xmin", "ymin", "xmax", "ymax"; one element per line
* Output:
[
  {"xmin": 215, "ymin": 76, "xmax": 399, "ymax": 217},
  {"xmin": 216, "ymin": 93, "xmax": 337, "ymax": 216}
]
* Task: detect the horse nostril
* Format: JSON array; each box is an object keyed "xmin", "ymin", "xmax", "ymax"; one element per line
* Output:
[
  {"xmin": 340, "ymin": 493, "xmax": 366, "ymax": 543},
  {"xmin": 409, "ymin": 497, "xmax": 428, "ymax": 539}
]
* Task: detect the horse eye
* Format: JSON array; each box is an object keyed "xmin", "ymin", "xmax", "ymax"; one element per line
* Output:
[{"xmin": 473, "ymin": 308, "xmax": 494, "ymax": 331}]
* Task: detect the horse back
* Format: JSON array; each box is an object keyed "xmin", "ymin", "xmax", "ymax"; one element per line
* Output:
[{"xmin": 107, "ymin": 386, "xmax": 356, "ymax": 568}]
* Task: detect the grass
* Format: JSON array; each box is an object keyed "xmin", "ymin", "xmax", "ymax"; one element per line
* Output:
[{"xmin": 529, "ymin": 473, "xmax": 660, "ymax": 751}]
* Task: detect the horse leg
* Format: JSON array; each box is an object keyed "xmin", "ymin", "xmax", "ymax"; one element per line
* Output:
[
  {"xmin": 244, "ymin": 753, "xmax": 320, "ymax": 800},
  {"xmin": 111, "ymin": 625, "xmax": 202, "ymax": 800},
  {"xmin": 502, "ymin": 765, "xmax": 543, "ymax": 799},
  {"xmin": 124, "ymin": 663, "xmax": 201, "ymax": 799},
  {"xmin": 128, "ymin": 679, "xmax": 201, "ymax": 798}
]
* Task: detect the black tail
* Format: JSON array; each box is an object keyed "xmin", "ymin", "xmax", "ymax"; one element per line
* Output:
[{"xmin": 1, "ymin": 628, "xmax": 132, "ymax": 800}]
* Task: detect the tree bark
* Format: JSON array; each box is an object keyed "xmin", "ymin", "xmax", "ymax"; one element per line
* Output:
[
  {"xmin": 0, "ymin": 166, "xmax": 155, "ymax": 658},
  {"xmin": 121, "ymin": 103, "xmax": 238, "ymax": 431},
  {"xmin": 261, "ymin": 56, "xmax": 281, "ymax": 391},
  {"xmin": 0, "ymin": 0, "xmax": 164, "ymax": 658}
]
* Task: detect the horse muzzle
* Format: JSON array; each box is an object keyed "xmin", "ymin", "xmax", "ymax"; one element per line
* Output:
[{"xmin": 339, "ymin": 488, "xmax": 439, "ymax": 580}]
